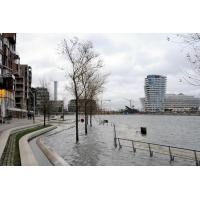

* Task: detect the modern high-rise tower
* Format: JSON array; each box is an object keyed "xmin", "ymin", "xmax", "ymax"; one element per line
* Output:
[
  {"xmin": 144, "ymin": 75, "xmax": 167, "ymax": 112},
  {"xmin": 54, "ymin": 81, "xmax": 58, "ymax": 101}
]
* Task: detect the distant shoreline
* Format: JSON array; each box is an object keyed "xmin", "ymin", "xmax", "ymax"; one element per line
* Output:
[
  {"xmin": 135, "ymin": 112, "xmax": 200, "ymax": 116},
  {"xmin": 65, "ymin": 112, "xmax": 200, "ymax": 116}
]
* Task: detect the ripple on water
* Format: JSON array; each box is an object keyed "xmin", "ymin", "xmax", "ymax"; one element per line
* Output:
[{"xmin": 42, "ymin": 115, "xmax": 200, "ymax": 166}]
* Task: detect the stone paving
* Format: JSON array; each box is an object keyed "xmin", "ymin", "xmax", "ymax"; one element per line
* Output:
[
  {"xmin": 42, "ymin": 116, "xmax": 197, "ymax": 166},
  {"xmin": 0, "ymin": 132, "xmax": 18, "ymax": 166},
  {"xmin": 0, "ymin": 117, "xmax": 43, "ymax": 166},
  {"xmin": 0, "ymin": 118, "xmax": 39, "ymax": 135}
]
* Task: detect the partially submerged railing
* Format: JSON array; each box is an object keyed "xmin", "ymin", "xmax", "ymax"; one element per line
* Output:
[{"xmin": 113, "ymin": 124, "xmax": 200, "ymax": 166}]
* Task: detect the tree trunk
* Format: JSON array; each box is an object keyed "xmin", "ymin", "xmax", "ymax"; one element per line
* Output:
[
  {"xmin": 63, "ymin": 105, "xmax": 64, "ymax": 121},
  {"xmin": 84, "ymin": 100, "xmax": 87, "ymax": 135},
  {"xmin": 74, "ymin": 80, "xmax": 79, "ymax": 143},
  {"xmin": 90, "ymin": 104, "xmax": 92, "ymax": 127},
  {"xmin": 44, "ymin": 107, "xmax": 46, "ymax": 127},
  {"xmin": 48, "ymin": 110, "xmax": 50, "ymax": 121},
  {"xmin": 90, "ymin": 112, "xmax": 92, "ymax": 127},
  {"xmin": 75, "ymin": 97, "xmax": 79, "ymax": 143}
]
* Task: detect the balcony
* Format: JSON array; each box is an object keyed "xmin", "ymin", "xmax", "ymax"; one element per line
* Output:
[
  {"xmin": 2, "ymin": 33, "xmax": 16, "ymax": 44},
  {"xmin": 0, "ymin": 64, "xmax": 12, "ymax": 75},
  {"xmin": 16, "ymin": 87, "xmax": 24, "ymax": 91},
  {"xmin": 16, "ymin": 81, "xmax": 24, "ymax": 85},
  {"xmin": 15, "ymin": 93, "xmax": 24, "ymax": 98}
]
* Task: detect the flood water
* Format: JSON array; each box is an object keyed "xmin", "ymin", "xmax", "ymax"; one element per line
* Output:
[{"xmin": 41, "ymin": 115, "xmax": 200, "ymax": 166}]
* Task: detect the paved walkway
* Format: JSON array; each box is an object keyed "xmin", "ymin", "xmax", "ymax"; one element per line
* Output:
[
  {"xmin": 0, "ymin": 117, "xmax": 43, "ymax": 134},
  {"xmin": 42, "ymin": 120, "xmax": 196, "ymax": 166},
  {"xmin": 0, "ymin": 117, "xmax": 44, "ymax": 160}
]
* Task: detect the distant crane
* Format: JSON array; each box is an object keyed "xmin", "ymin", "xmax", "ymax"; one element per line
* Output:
[{"xmin": 124, "ymin": 98, "xmax": 134, "ymax": 108}]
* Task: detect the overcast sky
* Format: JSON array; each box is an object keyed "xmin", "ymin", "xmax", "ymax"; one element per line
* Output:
[{"xmin": 16, "ymin": 33, "xmax": 200, "ymax": 110}]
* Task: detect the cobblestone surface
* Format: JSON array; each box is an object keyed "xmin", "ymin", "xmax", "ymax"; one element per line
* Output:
[
  {"xmin": 0, "ymin": 118, "xmax": 43, "ymax": 166},
  {"xmin": 0, "ymin": 133, "xmax": 16, "ymax": 166}
]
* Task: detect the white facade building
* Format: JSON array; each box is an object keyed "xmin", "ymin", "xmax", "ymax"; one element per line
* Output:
[
  {"xmin": 163, "ymin": 93, "xmax": 200, "ymax": 112},
  {"xmin": 144, "ymin": 75, "xmax": 167, "ymax": 112}
]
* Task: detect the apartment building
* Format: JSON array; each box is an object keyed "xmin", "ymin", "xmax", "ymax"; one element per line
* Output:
[
  {"xmin": 0, "ymin": 33, "xmax": 33, "ymax": 118},
  {"xmin": 0, "ymin": 33, "xmax": 18, "ymax": 118},
  {"xmin": 144, "ymin": 75, "xmax": 167, "ymax": 112},
  {"xmin": 141, "ymin": 75, "xmax": 200, "ymax": 113},
  {"xmin": 15, "ymin": 65, "xmax": 32, "ymax": 111}
]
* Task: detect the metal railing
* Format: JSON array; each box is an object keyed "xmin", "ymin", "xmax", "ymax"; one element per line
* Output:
[
  {"xmin": 113, "ymin": 124, "xmax": 200, "ymax": 166},
  {"xmin": 115, "ymin": 137, "xmax": 200, "ymax": 165}
]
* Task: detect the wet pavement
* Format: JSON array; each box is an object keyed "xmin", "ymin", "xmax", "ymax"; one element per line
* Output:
[
  {"xmin": 38, "ymin": 115, "xmax": 199, "ymax": 166},
  {"xmin": 0, "ymin": 118, "xmax": 39, "ymax": 135}
]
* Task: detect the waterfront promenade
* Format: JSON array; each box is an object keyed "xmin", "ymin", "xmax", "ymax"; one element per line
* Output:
[
  {"xmin": 0, "ymin": 118, "xmax": 43, "ymax": 135},
  {"xmin": 36, "ymin": 114, "xmax": 200, "ymax": 166}
]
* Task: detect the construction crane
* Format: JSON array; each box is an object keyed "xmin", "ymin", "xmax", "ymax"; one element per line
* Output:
[{"xmin": 124, "ymin": 98, "xmax": 134, "ymax": 108}]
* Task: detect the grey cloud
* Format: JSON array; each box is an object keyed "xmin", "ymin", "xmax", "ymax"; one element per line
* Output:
[{"xmin": 16, "ymin": 33, "xmax": 200, "ymax": 110}]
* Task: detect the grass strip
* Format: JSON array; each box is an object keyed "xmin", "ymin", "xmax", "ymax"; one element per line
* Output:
[{"xmin": 0, "ymin": 124, "xmax": 51, "ymax": 166}]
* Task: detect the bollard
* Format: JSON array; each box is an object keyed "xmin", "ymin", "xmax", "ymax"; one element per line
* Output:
[
  {"xmin": 148, "ymin": 143, "xmax": 153, "ymax": 157},
  {"xmin": 169, "ymin": 146, "xmax": 174, "ymax": 162},
  {"xmin": 132, "ymin": 141, "xmax": 136, "ymax": 153},
  {"xmin": 194, "ymin": 150, "xmax": 199, "ymax": 166},
  {"xmin": 141, "ymin": 127, "xmax": 147, "ymax": 135},
  {"xmin": 118, "ymin": 138, "xmax": 122, "ymax": 149}
]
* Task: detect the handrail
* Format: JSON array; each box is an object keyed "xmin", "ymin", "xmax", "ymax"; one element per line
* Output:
[
  {"xmin": 115, "ymin": 136, "xmax": 200, "ymax": 166},
  {"xmin": 116, "ymin": 137, "xmax": 200, "ymax": 153}
]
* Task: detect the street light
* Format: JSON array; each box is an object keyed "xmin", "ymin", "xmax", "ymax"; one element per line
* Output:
[
  {"xmin": 29, "ymin": 90, "xmax": 36, "ymax": 124},
  {"xmin": 62, "ymin": 97, "xmax": 65, "ymax": 121}
]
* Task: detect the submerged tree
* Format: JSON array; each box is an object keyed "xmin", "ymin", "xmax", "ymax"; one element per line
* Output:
[
  {"xmin": 60, "ymin": 37, "xmax": 107, "ymax": 142},
  {"xmin": 80, "ymin": 58, "xmax": 107, "ymax": 134},
  {"xmin": 86, "ymin": 72, "xmax": 107, "ymax": 127}
]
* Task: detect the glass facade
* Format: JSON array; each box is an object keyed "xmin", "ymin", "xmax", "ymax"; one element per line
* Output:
[{"xmin": 144, "ymin": 75, "xmax": 167, "ymax": 112}]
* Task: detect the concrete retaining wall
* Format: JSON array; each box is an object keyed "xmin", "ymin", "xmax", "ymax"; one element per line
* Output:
[
  {"xmin": 0, "ymin": 123, "xmax": 43, "ymax": 159},
  {"xmin": 36, "ymin": 137, "xmax": 70, "ymax": 166},
  {"xmin": 0, "ymin": 122, "xmax": 69, "ymax": 166},
  {"xmin": 19, "ymin": 126, "xmax": 56, "ymax": 166}
]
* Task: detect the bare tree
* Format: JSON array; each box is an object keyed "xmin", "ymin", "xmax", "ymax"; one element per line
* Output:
[
  {"xmin": 60, "ymin": 37, "xmax": 104, "ymax": 142},
  {"xmin": 80, "ymin": 58, "xmax": 105, "ymax": 134},
  {"xmin": 169, "ymin": 34, "xmax": 200, "ymax": 86},
  {"xmin": 87, "ymin": 72, "xmax": 107, "ymax": 127}
]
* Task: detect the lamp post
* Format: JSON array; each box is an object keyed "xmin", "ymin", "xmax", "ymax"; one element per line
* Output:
[
  {"xmin": 29, "ymin": 90, "xmax": 35, "ymax": 124},
  {"xmin": 62, "ymin": 96, "xmax": 67, "ymax": 121}
]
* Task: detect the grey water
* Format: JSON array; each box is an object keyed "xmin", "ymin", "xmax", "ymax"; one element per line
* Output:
[
  {"xmin": 41, "ymin": 115, "xmax": 200, "ymax": 166},
  {"xmin": 29, "ymin": 137, "xmax": 52, "ymax": 166},
  {"xmin": 105, "ymin": 114, "xmax": 200, "ymax": 150}
]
